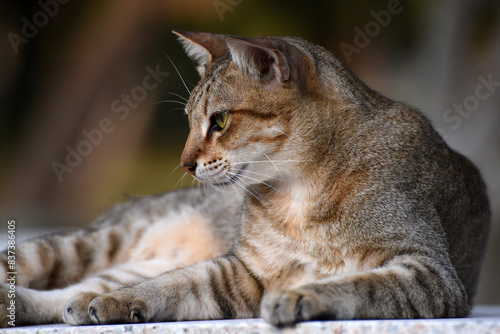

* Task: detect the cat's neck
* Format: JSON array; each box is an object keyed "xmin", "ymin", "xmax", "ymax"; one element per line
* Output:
[{"xmin": 247, "ymin": 171, "xmax": 321, "ymax": 211}]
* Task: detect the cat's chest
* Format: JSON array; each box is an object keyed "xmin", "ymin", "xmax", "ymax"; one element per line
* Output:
[{"xmin": 238, "ymin": 187, "xmax": 357, "ymax": 288}]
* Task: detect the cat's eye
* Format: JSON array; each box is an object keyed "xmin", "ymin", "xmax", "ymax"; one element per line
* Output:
[
  {"xmin": 208, "ymin": 110, "xmax": 230, "ymax": 137},
  {"xmin": 214, "ymin": 111, "xmax": 229, "ymax": 129}
]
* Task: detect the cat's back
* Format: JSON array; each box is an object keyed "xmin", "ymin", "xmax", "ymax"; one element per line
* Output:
[
  {"xmin": 361, "ymin": 102, "xmax": 490, "ymax": 305},
  {"xmin": 434, "ymin": 143, "xmax": 490, "ymax": 304},
  {"xmin": 261, "ymin": 37, "xmax": 489, "ymax": 306}
]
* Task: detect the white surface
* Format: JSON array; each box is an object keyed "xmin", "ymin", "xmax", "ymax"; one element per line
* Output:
[{"xmin": 3, "ymin": 306, "xmax": 500, "ymax": 334}]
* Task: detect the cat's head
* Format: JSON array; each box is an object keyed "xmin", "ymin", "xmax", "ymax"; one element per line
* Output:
[{"xmin": 174, "ymin": 31, "xmax": 336, "ymax": 190}]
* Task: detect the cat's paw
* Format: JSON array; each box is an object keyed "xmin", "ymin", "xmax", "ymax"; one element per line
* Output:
[
  {"xmin": 260, "ymin": 288, "xmax": 323, "ymax": 327},
  {"xmin": 63, "ymin": 291, "xmax": 149, "ymax": 325},
  {"xmin": 87, "ymin": 292, "xmax": 149, "ymax": 324},
  {"xmin": 63, "ymin": 292, "xmax": 99, "ymax": 325}
]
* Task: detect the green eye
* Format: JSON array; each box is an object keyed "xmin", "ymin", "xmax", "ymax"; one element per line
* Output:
[{"xmin": 214, "ymin": 111, "xmax": 229, "ymax": 129}]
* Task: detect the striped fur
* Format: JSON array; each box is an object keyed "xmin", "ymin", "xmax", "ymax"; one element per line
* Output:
[
  {"xmin": 0, "ymin": 32, "xmax": 490, "ymax": 327},
  {"xmin": 1, "ymin": 189, "xmax": 243, "ymax": 325}
]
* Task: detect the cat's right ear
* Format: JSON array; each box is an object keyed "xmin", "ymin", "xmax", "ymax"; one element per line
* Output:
[{"xmin": 173, "ymin": 31, "xmax": 229, "ymax": 77}]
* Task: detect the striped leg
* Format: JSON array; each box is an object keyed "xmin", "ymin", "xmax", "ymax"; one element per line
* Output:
[
  {"xmin": 1, "ymin": 259, "xmax": 172, "ymax": 326},
  {"xmin": 260, "ymin": 255, "xmax": 469, "ymax": 326},
  {"xmin": 0, "ymin": 224, "xmax": 148, "ymax": 291},
  {"xmin": 68, "ymin": 255, "xmax": 263, "ymax": 325}
]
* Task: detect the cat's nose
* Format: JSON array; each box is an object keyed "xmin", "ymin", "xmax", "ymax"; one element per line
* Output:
[{"xmin": 182, "ymin": 162, "xmax": 197, "ymax": 176}]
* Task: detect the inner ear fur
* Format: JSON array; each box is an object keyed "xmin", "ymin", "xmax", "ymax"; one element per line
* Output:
[
  {"xmin": 173, "ymin": 30, "xmax": 229, "ymax": 77},
  {"xmin": 225, "ymin": 37, "xmax": 290, "ymax": 86}
]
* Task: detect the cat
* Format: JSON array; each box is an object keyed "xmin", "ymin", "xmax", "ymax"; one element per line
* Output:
[{"xmin": 0, "ymin": 31, "xmax": 490, "ymax": 327}]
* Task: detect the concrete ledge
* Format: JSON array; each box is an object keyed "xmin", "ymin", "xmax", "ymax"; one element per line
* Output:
[{"xmin": 3, "ymin": 306, "xmax": 500, "ymax": 333}]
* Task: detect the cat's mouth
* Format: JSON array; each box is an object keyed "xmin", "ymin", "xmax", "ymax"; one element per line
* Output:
[{"xmin": 212, "ymin": 163, "xmax": 248, "ymax": 188}]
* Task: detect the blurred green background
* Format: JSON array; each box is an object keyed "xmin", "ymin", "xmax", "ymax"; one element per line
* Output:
[{"xmin": 0, "ymin": 0, "xmax": 499, "ymax": 304}]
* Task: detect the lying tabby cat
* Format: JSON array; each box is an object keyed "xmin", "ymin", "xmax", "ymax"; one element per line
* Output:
[{"xmin": 0, "ymin": 31, "xmax": 490, "ymax": 327}]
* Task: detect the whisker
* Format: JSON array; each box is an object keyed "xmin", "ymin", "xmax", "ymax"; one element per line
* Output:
[
  {"xmin": 230, "ymin": 159, "xmax": 310, "ymax": 165},
  {"xmin": 168, "ymin": 91, "xmax": 188, "ymax": 102},
  {"xmin": 232, "ymin": 178, "xmax": 267, "ymax": 208},
  {"xmin": 167, "ymin": 107, "xmax": 187, "ymax": 113},
  {"xmin": 190, "ymin": 177, "xmax": 197, "ymax": 190},
  {"xmin": 182, "ymin": 174, "xmax": 192, "ymax": 189},
  {"xmin": 165, "ymin": 164, "xmax": 183, "ymax": 185},
  {"xmin": 228, "ymin": 172, "xmax": 284, "ymax": 195},
  {"xmin": 264, "ymin": 153, "xmax": 285, "ymax": 181},
  {"xmin": 240, "ymin": 169, "xmax": 284, "ymax": 182},
  {"xmin": 186, "ymin": 80, "xmax": 196, "ymax": 89},
  {"xmin": 155, "ymin": 100, "xmax": 186, "ymax": 106},
  {"xmin": 228, "ymin": 180, "xmax": 240, "ymax": 194},
  {"xmin": 164, "ymin": 53, "xmax": 191, "ymax": 95},
  {"xmin": 173, "ymin": 172, "xmax": 189, "ymax": 190},
  {"xmin": 181, "ymin": 173, "xmax": 190, "ymax": 189}
]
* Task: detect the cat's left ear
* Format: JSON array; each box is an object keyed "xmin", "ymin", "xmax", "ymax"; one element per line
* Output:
[
  {"xmin": 173, "ymin": 30, "xmax": 229, "ymax": 77},
  {"xmin": 226, "ymin": 38, "xmax": 290, "ymax": 88}
]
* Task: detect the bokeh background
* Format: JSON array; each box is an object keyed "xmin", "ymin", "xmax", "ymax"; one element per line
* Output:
[{"xmin": 0, "ymin": 0, "xmax": 499, "ymax": 305}]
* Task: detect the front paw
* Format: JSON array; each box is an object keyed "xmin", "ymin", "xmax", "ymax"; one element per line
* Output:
[
  {"xmin": 261, "ymin": 288, "xmax": 321, "ymax": 327},
  {"xmin": 63, "ymin": 291, "xmax": 148, "ymax": 325},
  {"xmin": 63, "ymin": 292, "xmax": 99, "ymax": 325},
  {"xmin": 87, "ymin": 292, "xmax": 149, "ymax": 324}
]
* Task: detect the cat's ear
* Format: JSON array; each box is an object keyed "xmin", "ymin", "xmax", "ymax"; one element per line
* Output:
[
  {"xmin": 173, "ymin": 30, "xmax": 228, "ymax": 77},
  {"xmin": 226, "ymin": 38, "xmax": 290, "ymax": 87}
]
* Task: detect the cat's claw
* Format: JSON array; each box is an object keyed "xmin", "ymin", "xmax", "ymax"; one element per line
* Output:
[
  {"xmin": 86, "ymin": 293, "xmax": 149, "ymax": 324},
  {"xmin": 63, "ymin": 292, "xmax": 99, "ymax": 325},
  {"xmin": 63, "ymin": 291, "xmax": 148, "ymax": 325}
]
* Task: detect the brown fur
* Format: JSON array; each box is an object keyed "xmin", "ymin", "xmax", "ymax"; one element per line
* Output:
[{"xmin": 0, "ymin": 31, "xmax": 490, "ymax": 327}]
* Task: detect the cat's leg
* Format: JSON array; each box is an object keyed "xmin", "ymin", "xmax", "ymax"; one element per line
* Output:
[
  {"xmin": 0, "ymin": 189, "xmax": 240, "ymax": 292},
  {"xmin": 0, "ymin": 259, "xmax": 172, "ymax": 327},
  {"xmin": 0, "ymin": 222, "xmax": 149, "ymax": 291},
  {"xmin": 260, "ymin": 254, "xmax": 469, "ymax": 326},
  {"xmin": 67, "ymin": 255, "xmax": 263, "ymax": 325}
]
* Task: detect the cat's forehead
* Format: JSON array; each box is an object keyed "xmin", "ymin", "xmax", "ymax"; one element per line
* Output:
[{"xmin": 186, "ymin": 56, "xmax": 239, "ymax": 116}]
